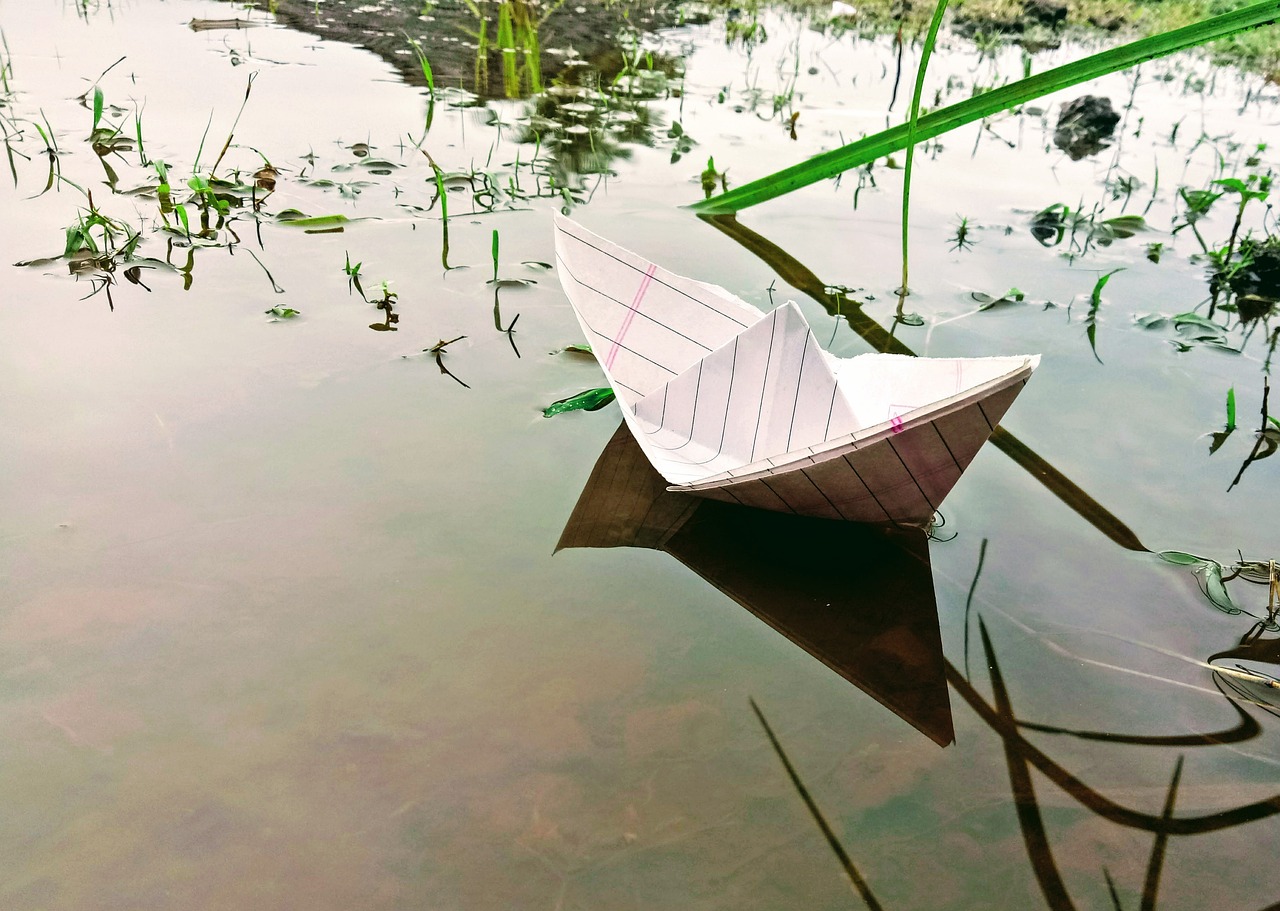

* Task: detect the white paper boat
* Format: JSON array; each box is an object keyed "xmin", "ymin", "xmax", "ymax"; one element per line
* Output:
[{"xmin": 553, "ymin": 215, "xmax": 1039, "ymax": 525}]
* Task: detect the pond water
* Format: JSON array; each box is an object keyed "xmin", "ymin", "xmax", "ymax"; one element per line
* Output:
[{"xmin": 1, "ymin": 2, "xmax": 1277, "ymax": 909}]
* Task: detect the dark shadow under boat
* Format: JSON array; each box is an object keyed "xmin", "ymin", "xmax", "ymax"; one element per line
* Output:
[{"xmin": 558, "ymin": 422, "xmax": 955, "ymax": 747}]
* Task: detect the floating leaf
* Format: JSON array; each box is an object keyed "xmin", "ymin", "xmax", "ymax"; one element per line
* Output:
[
  {"xmin": 276, "ymin": 212, "xmax": 351, "ymax": 228},
  {"xmin": 1197, "ymin": 562, "xmax": 1243, "ymax": 615},
  {"xmin": 1158, "ymin": 550, "xmax": 1206, "ymax": 566},
  {"xmin": 543, "ymin": 387, "xmax": 616, "ymax": 417},
  {"xmin": 1171, "ymin": 312, "xmax": 1223, "ymax": 332},
  {"xmin": 559, "ymin": 343, "xmax": 593, "ymax": 355},
  {"xmin": 266, "ymin": 306, "xmax": 300, "ymax": 319},
  {"xmin": 1096, "ymin": 214, "xmax": 1147, "ymax": 239},
  {"xmin": 972, "ymin": 288, "xmax": 1025, "ymax": 310},
  {"xmin": 1135, "ymin": 314, "xmax": 1168, "ymax": 329}
]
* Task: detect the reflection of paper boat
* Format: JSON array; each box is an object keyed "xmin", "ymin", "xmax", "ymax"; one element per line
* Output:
[
  {"xmin": 558, "ymin": 423, "xmax": 955, "ymax": 747},
  {"xmin": 554, "ymin": 216, "xmax": 1040, "ymax": 525}
]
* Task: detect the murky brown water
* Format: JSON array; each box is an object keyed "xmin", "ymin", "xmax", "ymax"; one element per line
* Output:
[{"xmin": 1, "ymin": 2, "xmax": 1277, "ymax": 909}]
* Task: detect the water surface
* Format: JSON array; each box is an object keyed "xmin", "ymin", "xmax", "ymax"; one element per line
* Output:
[{"xmin": 1, "ymin": 2, "xmax": 1277, "ymax": 908}]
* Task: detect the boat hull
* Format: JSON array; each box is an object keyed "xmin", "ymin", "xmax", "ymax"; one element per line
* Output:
[{"xmin": 686, "ymin": 374, "xmax": 1030, "ymax": 525}]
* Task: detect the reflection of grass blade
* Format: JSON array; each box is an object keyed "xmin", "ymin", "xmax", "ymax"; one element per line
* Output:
[
  {"xmin": 1103, "ymin": 869, "xmax": 1125, "ymax": 911},
  {"xmin": 692, "ymin": 0, "xmax": 1280, "ymax": 213},
  {"xmin": 1139, "ymin": 757, "xmax": 1183, "ymax": 911},
  {"xmin": 980, "ymin": 621, "xmax": 1079, "ymax": 911},
  {"xmin": 963, "ymin": 537, "xmax": 988, "ymax": 680},
  {"xmin": 748, "ymin": 698, "xmax": 885, "ymax": 911}
]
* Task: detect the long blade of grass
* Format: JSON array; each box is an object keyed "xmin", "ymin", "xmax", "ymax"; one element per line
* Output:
[
  {"xmin": 691, "ymin": 0, "xmax": 1280, "ymax": 213},
  {"xmin": 899, "ymin": 0, "xmax": 950, "ymax": 300},
  {"xmin": 749, "ymin": 697, "xmax": 885, "ymax": 911}
]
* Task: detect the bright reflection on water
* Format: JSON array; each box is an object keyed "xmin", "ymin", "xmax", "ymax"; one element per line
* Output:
[{"xmin": 0, "ymin": 1, "xmax": 1277, "ymax": 909}]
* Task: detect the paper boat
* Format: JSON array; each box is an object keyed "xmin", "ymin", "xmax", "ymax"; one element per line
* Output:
[{"xmin": 553, "ymin": 215, "xmax": 1039, "ymax": 525}]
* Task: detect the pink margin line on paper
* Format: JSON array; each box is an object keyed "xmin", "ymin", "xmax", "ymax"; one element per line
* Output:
[{"xmin": 605, "ymin": 263, "xmax": 657, "ymax": 371}]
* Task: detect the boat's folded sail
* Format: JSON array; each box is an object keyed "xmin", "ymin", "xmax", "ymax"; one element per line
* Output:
[
  {"xmin": 552, "ymin": 214, "xmax": 761, "ymax": 402},
  {"xmin": 628, "ymin": 301, "xmax": 860, "ymax": 484}
]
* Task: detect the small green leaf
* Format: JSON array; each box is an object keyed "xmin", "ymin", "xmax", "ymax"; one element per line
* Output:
[
  {"xmin": 266, "ymin": 306, "xmax": 300, "ymax": 319},
  {"xmin": 92, "ymin": 86, "xmax": 104, "ymax": 132},
  {"xmin": 1171, "ymin": 312, "xmax": 1222, "ymax": 332},
  {"xmin": 1212, "ymin": 177, "xmax": 1249, "ymax": 194},
  {"xmin": 1158, "ymin": 550, "xmax": 1206, "ymax": 566},
  {"xmin": 1226, "ymin": 386, "xmax": 1237, "ymax": 431},
  {"xmin": 543, "ymin": 387, "xmax": 616, "ymax": 417},
  {"xmin": 1197, "ymin": 562, "xmax": 1243, "ymax": 615},
  {"xmin": 277, "ymin": 213, "xmax": 351, "ymax": 228},
  {"xmin": 560, "ymin": 343, "xmax": 593, "ymax": 354},
  {"xmin": 1090, "ymin": 268, "xmax": 1122, "ymax": 308}
]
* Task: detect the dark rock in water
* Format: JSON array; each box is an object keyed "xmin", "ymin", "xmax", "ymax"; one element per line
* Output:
[
  {"xmin": 1022, "ymin": 0, "xmax": 1068, "ymax": 27},
  {"xmin": 1054, "ymin": 95, "xmax": 1121, "ymax": 160}
]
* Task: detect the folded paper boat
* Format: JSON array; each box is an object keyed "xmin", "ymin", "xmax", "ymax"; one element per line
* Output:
[{"xmin": 553, "ymin": 215, "xmax": 1039, "ymax": 525}]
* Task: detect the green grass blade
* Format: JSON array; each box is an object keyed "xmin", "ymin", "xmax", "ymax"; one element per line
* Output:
[
  {"xmin": 542, "ymin": 387, "xmax": 616, "ymax": 417},
  {"xmin": 900, "ymin": 0, "xmax": 950, "ymax": 299},
  {"xmin": 691, "ymin": 0, "xmax": 1280, "ymax": 213},
  {"xmin": 1226, "ymin": 386, "xmax": 1237, "ymax": 430},
  {"xmin": 1086, "ymin": 268, "xmax": 1122, "ymax": 364},
  {"xmin": 92, "ymin": 86, "xmax": 103, "ymax": 132}
]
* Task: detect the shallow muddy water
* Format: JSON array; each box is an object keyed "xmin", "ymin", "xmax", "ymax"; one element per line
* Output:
[{"xmin": 1, "ymin": 2, "xmax": 1278, "ymax": 909}]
